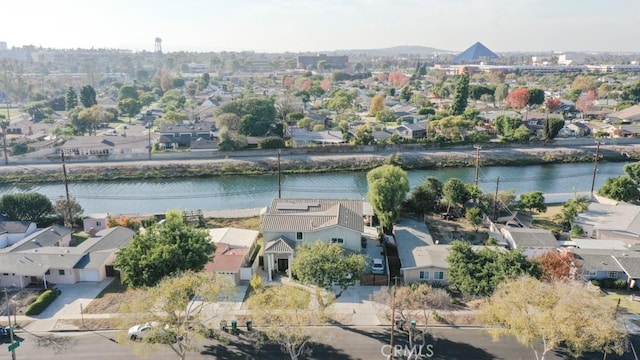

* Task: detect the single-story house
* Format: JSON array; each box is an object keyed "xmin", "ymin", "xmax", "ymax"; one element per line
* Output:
[
  {"xmin": 59, "ymin": 135, "xmax": 150, "ymax": 157},
  {"xmin": 205, "ymin": 227, "xmax": 259, "ymax": 285},
  {"xmin": 0, "ymin": 226, "xmax": 135, "ymax": 288},
  {"xmin": 83, "ymin": 213, "xmax": 110, "ymax": 234},
  {"xmin": 500, "ymin": 227, "xmax": 559, "ymax": 258},
  {"xmin": 260, "ymin": 198, "xmax": 369, "ymax": 281},
  {"xmin": 158, "ymin": 123, "xmax": 213, "ymax": 149},
  {"xmin": 607, "ymin": 105, "xmax": 640, "ymax": 122},
  {"xmin": 287, "ymin": 127, "xmax": 347, "ymax": 147},
  {"xmin": 394, "ymin": 219, "xmax": 444, "ymax": 284},
  {"xmin": 571, "ymin": 248, "xmax": 640, "ymax": 284},
  {"xmin": 575, "ymin": 202, "xmax": 640, "ymax": 245},
  {"xmin": 0, "ymin": 220, "xmax": 38, "ymax": 249},
  {"xmin": 396, "ymin": 122, "xmax": 427, "ymax": 140}
]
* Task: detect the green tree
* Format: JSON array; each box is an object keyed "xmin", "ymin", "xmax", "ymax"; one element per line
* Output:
[
  {"xmin": 450, "ymin": 67, "xmax": 469, "ymax": 115},
  {"xmin": 446, "ymin": 240, "xmax": 541, "ymax": 297},
  {"xmin": 403, "ymin": 177, "xmax": 443, "ymax": 215},
  {"xmin": 494, "ymin": 115, "xmax": 522, "ymax": 137},
  {"xmin": 543, "ymin": 118, "xmax": 564, "ymax": 141},
  {"xmin": 53, "ymin": 197, "xmax": 83, "ymax": 228},
  {"xmin": 120, "ymin": 271, "xmax": 232, "ymax": 360},
  {"xmin": 554, "ymin": 196, "xmax": 589, "ymax": 230},
  {"xmin": 240, "ymin": 114, "xmax": 271, "ymax": 136},
  {"xmin": 465, "ymin": 206, "xmax": 483, "ymax": 231},
  {"xmin": 366, "ymin": 165, "xmax": 410, "ymax": 233},
  {"xmin": 201, "ymin": 73, "xmax": 210, "ymax": 88},
  {"xmin": 442, "ymin": 178, "xmax": 471, "ymax": 213},
  {"xmin": 118, "ymin": 85, "xmax": 139, "ymax": 101},
  {"xmin": 138, "ymin": 92, "xmax": 156, "ymax": 107},
  {"xmin": 518, "ymin": 191, "xmax": 547, "ymax": 213},
  {"xmin": 353, "ymin": 124, "xmax": 374, "ymax": 145},
  {"xmin": 327, "ymin": 90, "xmax": 356, "ymax": 114},
  {"xmin": 527, "ymin": 88, "xmax": 545, "ymax": 106},
  {"xmin": 620, "ymin": 81, "xmax": 640, "ymax": 104},
  {"xmin": 65, "ymin": 87, "xmax": 78, "ymax": 111},
  {"xmin": 479, "ymin": 276, "xmax": 627, "ymax": 360},
  {"xmin": 0, "ymin": 193, "xmax": 53, "ymax": 224},
  {"xmin": 399, "ymin": 86, "xmax": 412, "ymax": 102},
  {"xmin": 494, "ymin": 83, "xmax": 509, "ymax": 103},
  {"xmin": 162, "ymin": 110, "xmax": 189, "ymax": 124},
  {"xmin": 114, "ymin": 210, "xmax": 215, "ymax": 288},
  {"xmin": 215, "ymin": 97, "xmax": 276, "ymax": 126},
  {"xmin": 598, "ymin": 176, "xmax": 640, "ymax": 202},
  {"xmin": 375, "ymin": 109, "xmax": 397, "ymax": 123},
  {"xmin": 118, "ymin": 98, "xmax": 142, "ymax": 122},
  {"xmin": 259, "ymin": 136, "xmax": 286, "ymax": 149},
  {"xmin": 80, "ymin": 85, "xmax": 97, "ymax": 108},
  {"xmin": 291, "ymin": 242, "xmax": 367, "ymax": 312},
  {"xmin": 159, "ymin": 89, "xmax": 186, "ymax": 112},
  {"xmin": 24, "ymin": 101, "xmax": 53, "ymax": 121},
  {"xmin": 624, "ymin": 161, "xmax": 640, "ymax": 182},
  {"xmin": 215, "ymin": 113, "xmax": 241, "ymax": 131}
]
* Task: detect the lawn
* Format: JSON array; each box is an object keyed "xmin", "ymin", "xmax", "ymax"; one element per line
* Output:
[
  {"xmin": 82, "ymin": 277, "xmax": 142, "ymax": 314},
  {"xmin": 602, "ymin": 290, "xmax": 640, "ymax": 315},
  {"xmin": 531, "ymin": 205, "xmax": 563, "ymax": 233},
  {"xmin": 246, "ymin": 285, "xmax": 310, "ymax": 310}
]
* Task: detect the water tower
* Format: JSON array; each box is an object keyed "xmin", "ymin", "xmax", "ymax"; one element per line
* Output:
[{"xmin": 154, "ymin": 37, "xmax": 162, "ymax": 53}]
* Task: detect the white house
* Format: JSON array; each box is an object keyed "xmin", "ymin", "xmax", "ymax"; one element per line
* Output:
[
  {"xmin": 260, "ymin": 198, "xmax": 368, "ymax": 281},
  {"xmin": 0, "ymin": 221, "xmax": 38, "ymax": 249}
]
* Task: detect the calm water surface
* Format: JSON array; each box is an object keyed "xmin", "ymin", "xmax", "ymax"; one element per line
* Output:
[{"xmin": 0, "ymin": 162, "xmax": 627, "ymax": 214}]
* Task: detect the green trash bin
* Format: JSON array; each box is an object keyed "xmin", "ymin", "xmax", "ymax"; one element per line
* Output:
[{"xmin": 231, "ymin": 320, "xmax": 238, "ymax": 334}]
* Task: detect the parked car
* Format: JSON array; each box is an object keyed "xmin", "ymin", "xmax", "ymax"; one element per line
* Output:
[
  {"xmin": 128, "ymin": 322, "xmax": 172, "ymax": 341},
  {"xmin": 372, "ymin": 258, "xmax": 385, "ymax": 274}
]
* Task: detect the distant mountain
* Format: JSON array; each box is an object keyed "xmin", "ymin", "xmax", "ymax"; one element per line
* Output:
[{"xmin": 329, "ymin": 45, "xmax": 454, "ymax": 57}]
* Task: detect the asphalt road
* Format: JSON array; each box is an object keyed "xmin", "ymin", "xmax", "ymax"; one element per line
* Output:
[{"xmin": 5, "ymin": 327, "xmax": 640, "ymax": 360}]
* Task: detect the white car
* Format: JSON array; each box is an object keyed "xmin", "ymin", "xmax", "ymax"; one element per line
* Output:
[
  {"xmin": 128, "ymin": 322, "xmax": 166, "ymax": 341},
  {"xmin": 372, "ymin": 258, "xmax": 385, "ymax": 274}
]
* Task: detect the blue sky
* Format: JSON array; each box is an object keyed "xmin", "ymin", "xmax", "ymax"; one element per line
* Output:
[{"xmin": 2, "ymin": 0, "xmax": 638, "ymax": 53}]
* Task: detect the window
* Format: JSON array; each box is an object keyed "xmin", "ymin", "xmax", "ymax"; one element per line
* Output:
[
  {"xmin": 433, "ymin": 271, "xmax": 445, "ymax": 280},
  {"xmin": 58, "ymin": 270, "xmax": 65, "ymax": 276},
  {"xmin": 296, "ymin": 232, "xmax": 303, "ymax": 240},
  {"xmin": 331, "ymin": 238, "xmax": 344, "ymax": 244},
  {"xmin": 608, "ymin": 271, "xmax": 618, "ymax": 278},
  {"xmin": 582, "ymin": 269, "xmax": 596, "ymax": 276},
  {"xmin": 96, "ymin": 221, "xmax": 101, "ymax": 226},
  {"xmin": 419, "ymin": 271, "xmax": 429, "ymax": 280},
  {"xmin": 2, "ymin": 273, "xmax": 8, "ymax": 276}
]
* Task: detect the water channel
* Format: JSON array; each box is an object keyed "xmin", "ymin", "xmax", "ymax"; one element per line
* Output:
[{"xmin": 0, "ymin": 162, "xmax": 629, "ymax": 215}]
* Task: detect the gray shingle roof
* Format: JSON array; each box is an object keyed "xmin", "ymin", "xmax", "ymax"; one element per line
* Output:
[
  {"xmin": 613, "ymin": 256, "xmax": 640, "ymax": 278},
  {"xmin": 505, "ymin": 228, "xmax": 558, "ymax": 248},
  {"xmin": 6, "ymin": 225, "xmax": 72, "ymax": 252},
  {"xmin": 261, "ymin": 199, "xmax": 364, "ymax": 233},
  {"xmin": 264, "ymin": 236, "xmax": 295, "ymax": 254},
  {"xmin": 571, "ymin": 249, "xmax": 637, "ymax": 273},
  {"xmin": 0, "ymin": 221, "xmax": 32, "ymax": 235}
]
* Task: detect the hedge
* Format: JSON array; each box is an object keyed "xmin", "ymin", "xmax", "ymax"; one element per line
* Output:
[
  {"xmin": 25, "ymin": 289, "xmax": 59, "ymax": 316},
  {"xmin": 590, "ymin": 278, "xmax": 629, "ymax": 290}
]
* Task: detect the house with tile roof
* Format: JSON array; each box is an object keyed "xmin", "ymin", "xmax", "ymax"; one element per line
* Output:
[
  {"xmin": 205, "ymin": 227, "xmax": 259, "ymax": 285},
  {"xmin": 0, "ymin": 226, "xmax": 135, "ymax": 288},
  {"xmin": 260, "ymin": 198, "xmax": 370, "ymax": 281}
]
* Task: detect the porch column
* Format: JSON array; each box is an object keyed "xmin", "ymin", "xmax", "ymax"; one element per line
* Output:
[
  {"xmin": 267, "ymin": 253, "xmax": 273, "ymax": 282},
  {"xmin": 288, "ymin": 253, "xmax": 293, "ymax": 279}
]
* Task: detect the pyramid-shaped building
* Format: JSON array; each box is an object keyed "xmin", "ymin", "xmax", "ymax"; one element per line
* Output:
[{"xmin": 452, "ymin": 42, "xmax": 499, "ymax": 64}]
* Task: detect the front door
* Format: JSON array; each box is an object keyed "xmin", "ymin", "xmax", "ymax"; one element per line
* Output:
[{"xmin": 277, "ymin": 258, "xmax": 288, "ymax": 272}]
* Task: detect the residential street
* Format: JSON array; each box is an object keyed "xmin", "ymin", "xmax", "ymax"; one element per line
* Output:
[{"xmin": 7, "ymin": 327, "xmax": 640, "ymax": 359}]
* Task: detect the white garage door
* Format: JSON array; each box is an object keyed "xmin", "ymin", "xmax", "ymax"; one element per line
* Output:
[{"xmin": 79, "ymin": 270, "xmax": 100, "ymax": 282}]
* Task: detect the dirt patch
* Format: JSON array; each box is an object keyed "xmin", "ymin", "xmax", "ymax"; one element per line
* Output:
[
  {"xmin": 424, "ymin": 215, "xmax": 489, "ymax": 245},
  {"xmin": 56, "ymin": 318, "xmax": 119, "ymax": 330},
  {"xmin": 82, "ymin": 277, "xmax": 142, "ymax": 314},
  {"xmin": 206, "ymin": 217, "xmax": 261, "ymax": 231}
]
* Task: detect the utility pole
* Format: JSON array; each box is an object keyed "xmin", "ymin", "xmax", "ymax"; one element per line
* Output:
[
  {"xmin": 4, "ymin": 288, "xmax": 17, "ymax": 360},
  {"xmin": 61, "ymin": 151, "xmax": 72, "ymax": 228},
  {"xmin": 590, "ymin": 139, "xmax": 602, "ymax": 195},
  {"xmin": 474, "ymin": 145, "xmax": 482, "ymax": 187},
  {"xmin": 389, "ymin": 276, "xmax": 400, "ymax": 358},
  {"xmin": 277, "ymin": 149, "xmax": 281, "ymax": 199},
  {"xmin": 3, "ymin": 102, "xmax": 10, "ymax": 165},
  {"xmin": 493, "ymin": 176, "xmax": 500, "ymax": 222}
]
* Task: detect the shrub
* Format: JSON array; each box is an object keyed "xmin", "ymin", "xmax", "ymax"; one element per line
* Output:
[
  {"xmin": 614, "ymin": 279, "xmax": 629, "ymax": 290},
  {"xmin": 25, "ymin": 289, "xmax": 59, "ymax": 316}
]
